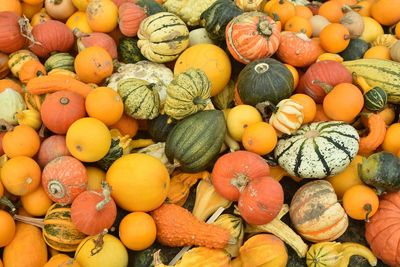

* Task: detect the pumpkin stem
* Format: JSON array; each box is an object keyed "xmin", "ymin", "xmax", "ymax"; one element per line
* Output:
[
  {"xmin": 193, "ymin": 97, "xmax": 210, "ymax": 106},
  {"xmin": 0, "ymin": 119, "xmax": 14, "ymax": 131},
  {"xmin": 38, "ymin": 123, "xmax": 46, "ymax": 138},
  {"xmin": 13, "ymin": 214, "xmax": 45, "ymax": 228},
  {"xmin": 0, "ymin": 196, "xmax": 17, "ymax": 214},
  {"xmin": 153, "ymin": 250, "xmax": 164, "ymax": 266},
  {"xmin": 18, "ymin": 15, "xmax": 40, "ymax": 47},
  {"xmin": 364, "ymin": 203, "xmax": 372, "ymax": 222},
  {"xmin": 258, "ymin": 20, "xmax": 273, "ymax": 36},
  {"xmin": 47, "ymin": 180, "xmax": 66, "ymax": 200},
  {"xmin": 341, "ymin": 4, "xmax": 354, "ymax": 12},
  {"xmin": 231, "ymin": 173, "xmax": 250, "ymax": 192},
  {"xmin": 72, "ymin": 28, "xmax": 90, "ymax": 39},
  {"xmin": 311, "ymin": 79, "xmax": 333, "ymax": 94},
  {"xmin": 96, "ymin": 182, "xmax": 112, "ymax": 211},
  {"xmin": 254, "ymin": 63, "xmax": 270, "ymax": 74},
  {"xmin": 90, "ymin": 228, "xmax": 108, "ymax": 256},
  {"xmin": 59, "ymin": 97, "xmax": 70, "ymax": 105}
]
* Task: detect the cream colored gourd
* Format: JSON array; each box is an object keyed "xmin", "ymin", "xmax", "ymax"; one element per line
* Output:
[
  {"xmin": 189, "ymin": 28, "xmax": 214, "ymax": 46},
  {"xmin": 163, "ymin": 0, "xmax": 217, "ymax": 26},
  {"xmin": 269, "ymin": 99, "xmax": 304, "ymax": 135},
  {"xmin": 0, "ymin": 88, "xmax": 26, "ymax": 125}
]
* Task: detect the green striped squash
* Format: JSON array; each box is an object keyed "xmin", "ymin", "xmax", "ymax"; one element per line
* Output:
[
  {"xmin": 44, "ymin": 52, "xmax": 75, "ymax": 72},
  {"xmin": 237, "ymin": 58, "xmax": 294, "ymax": 106},
  {"xmin": 342, "ymin": 59, "xmax": 400, "ymax": 104},
  {"xmin": 118, "ymin": 37, "xmax": 145, "ymax": 64},
  {"xmin": 306, "ymin": 242, "xmax": 343, "ymax": 267},
  {"xmin": 274, "ymin": 121, "xmax": 360, "ymax": 179},
  {"xmin": 117, "ymin": 78, "xmax": 160, "ymax": 120},
  {"xmin": 164, "ymin": 69, "xmax": 211, "ymax": 120},
  {"xmin": 8, "ymin": 49, "xmax": 38, "ymax": 77},
  {"xmin": 43, "ymin": 203, "xmax": 87, "ymax": 252},
  {"xmin": 364, "ymin": 86, "xmax": 388, "ymax": 111},
  {"xmin": 137, "ymin": 12, "xmax": 189, "ymax": 63},
  {"xmin": 165, "ymin": 110, "xmax": 226, "ymax": 172}
]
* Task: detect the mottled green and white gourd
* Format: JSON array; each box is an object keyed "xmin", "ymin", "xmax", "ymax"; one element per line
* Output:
[
  {"xmin": 274, "ymin": 121, "xmax": 360, "ymax": 179},
  {"xmin": 164, "ymin": 69, "xmax": 211, "ymax": 120},
  {"xmin": 117, "ymin": 78, "xmax": 160, "ymax": 120},
  {"xmin": 137, "ymin": 12, "xmax": 189, "ymax": 63},
  {"xmin": 44, "ymin": 52, "xmax": 75, "ymax": 72}
]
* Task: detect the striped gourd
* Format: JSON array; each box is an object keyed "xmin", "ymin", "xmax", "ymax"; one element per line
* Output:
[
  {"xmin": 165, "ymin": 110, "xmax": 226, "ymax": 172},
  {"xmin": 274, "ymin": 121, "xmax": 360, "ymax": 179},
  {"xmin": 44, "ymin": 52, "xmax": 75, "ymax": 72},
  {"xmin": 306, "ymin": 242, "xmax": 343, "ymax": 267},
  {"xmin": 164, "ymin": 69, "xmax": 211, "ymax": 120},
  {"xmin": 137, "ymin": 12, "xmax": 189, "ymax": 63},
  {"xmin": 342, "ymin": 59, "xmax": 400, "ymax": 104},
  {"xmin": 117, "ymin": 78, "xmax": 160, "ymax": 120},
  {"xmin": 364, "ymin": 86, "xmax": 388, "ymax": 111},
  {"xmin": 8, "ymin": 49, "xmax": 38, "ymax": 77},
  {"xmin": 43, "ymin": 203, "xmax": 87, "ymax": 252}
]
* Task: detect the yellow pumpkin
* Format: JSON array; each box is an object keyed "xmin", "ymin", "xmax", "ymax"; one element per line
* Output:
[
  {"xmin": 86, "ymin": 166, "xmax": 105, "ymax": 191},
  {"xmin": 44, "ymin": 254, "xmax": 80, "ymax": 267},
  {"xmin": 74, "ymin": 233, "xmax": 128, "ymax": 267},
  {"xmin": 226, "ymin": 104, "xmax": 263, "ymax": 141},
  {"xmin": 66, "ymin": 11, "xmax": 92, "ymax": 34},
  {"xmin": 72, "ymin": 0, "xmax": 90, "ymax": 11},
  {"xmin": 86, "ymin": 0, "xmax": 118, "ymax": 33},
  {"xmin": 21, "ymin": 2, "xmax": 43, "ymax": 19},
  {"xmin": 360, "ymin": 17, "xmax": 384, "ymax": 43},
  {"xmin": 174, "ymin": 44, "xmax": 232, "ymax": 96}
]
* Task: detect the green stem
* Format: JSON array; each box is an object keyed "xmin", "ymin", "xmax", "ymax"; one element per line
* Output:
[
  {"xmin": 0, "ymin": 196, "xmax": 17, "ymax": 214},
  {"xmin": 364, "ymin": 203, "xmax": 372, "ymax": 222},
  {"xmin": 311, "ymin": 79, "xmax": 334, "ymax": 94}
]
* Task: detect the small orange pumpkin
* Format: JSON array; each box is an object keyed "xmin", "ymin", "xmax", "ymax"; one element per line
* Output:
[
  {"xmin": 86, "ymin": 0, "xmax": 118, "ymax": 33},
  {"xmin": 319, "ymin": 23, "xmax": 351, "ymax": 53},
  {"xmin": 370, "ymin": 0, "xmax": 400, "ymax": 26},
  {"xmin": 343, "ymin": 184, "xmax": 379, "ymax": 221},
  {"xmin": 118, "ymin": 2, "xmax": 146, "ymax": 37},
  {"xmin": 19, "ymin": 59, "xmax": 46, "ymax": 84},
  {"xmin": 2, "ymin": 124, "xmax": 41, "ymax": 158},
  {"xmin": 37, "ymin": 135, "xmax": 71, "ymax": 168}
]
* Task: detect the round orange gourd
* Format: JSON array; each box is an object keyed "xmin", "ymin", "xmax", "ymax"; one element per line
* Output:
[
  {"xmin": 119, "ymin": 211, "xmax": 156, "ymax": 251},
  {"xmin": 106, "ymin": 153, "xmax": 170, "ymax": 212},
  {"xmin": 44, "ymin": 254, "xmax": 80, "ymax": 267},
  {"xmin": 66, "ymin": 11, "xmax": 92, "ymax": 34},
  {"xmin": 86, "ymin": 166, "xmax": 105, "ymax": 191},
  {"xmin": 109, "ymin": 113, "xmax": 139, "ymax": 138},
  {"xmin": 269, "ymin": 0, "xmax": 295, "ymax": 26},
  {"xmin": 0, "ymin": 210, "xmax": 16, "ymax": 247},
  {"xmin": 284, "ymin": 64, "xmax": 299, "ymax": 89},
  {"xmin": 318, "ymin": 0, "xmax": 344, "ymax": 22},
  {"xmin": 2, "ymin": 125, "xmax": 40, "ymax": 158},
  {"xmin": 0, "ymin": 0, "xmax": 22, "ymax": 16},
  {"xmin": 290, "ymin": 93, "xmax": 317, "ymax": 123},
  {"xmin": 74, "ymin": 46, "xmax": 113, "ymax": 84},
  {"xmin": 382, "ymin": 123, "xmax": 400, "ymax": 154},
  {"xmin": 370, "ymin": 0, "xmax": 400, "ymax": 26},
  {"xmin": 174, "ymin": 44, "xmax": 231, "ymax": 96},
  {"xmin": 284, "ymin": 16, "xmax": 313, "ymax": 37},
  {"xmin": 21, "ymin": 186, "xmax": 53, "ymax": 217},
  {"xmin": 226, "ymin": 104, "xmax": 263, "ymax": 141},
  {"xmin": 85, "ymin": 86, "xmax": 124, "ymax": 126},
  {"xmin": 319, "ymin": 23, "xmax": 350, "ymax": 53},
  {"xmin": 323, "ymin": 83, "xmax": 364, "ymax": 122},
  {"xmin": 363, "ymin": 45, "xmax": 391, "ymax": 60},
  {"xmin": 66, "ymin": 117, "xmax": 111, "ymax": 162},
  {"xmin": 294, "ymin": 5, "xmax": 313, "ymax": 19},
  {"xmin": 31, "ymin": 8, "xmax": 51, "ymax": 26},
  {"xmin": 44, "ymin": 0, "xmax": 76, "ymax": 21},
  {"xmin": 0, "ymin": 156, "xmax": 41, "ymax": 196},
  {"xmin": 242, "ymin": 121, "xmax": 278, "ymax": 155},
  {"xmin": 21, "ymin": 2, "xmax": 43, "ymax": 19},
  {"xmin": 86, "ymin": 0, "xmax": 118, "ymax": 33},
  {"xmin": 343, "ymin": 184, "xmax": 379, "ymax": 220}
]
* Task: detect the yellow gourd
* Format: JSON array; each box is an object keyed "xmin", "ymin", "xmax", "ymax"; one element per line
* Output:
[{"xmin": 166, "ymin": 171, "xmax": 208, "ymax": 206}]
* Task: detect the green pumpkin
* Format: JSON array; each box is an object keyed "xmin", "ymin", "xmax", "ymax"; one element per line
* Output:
[
  {"xmin": 200, "ymin": 0, "xmax": 243, "ymax": 42},
  {"xmin": 364, "ymin": 86, "xmax": 388, "ymax": 111},
  {"xmin": 118, "ymin": 37, "xmax": 145, "ymax": 64},
  {"xmin": 164, "ymin": 69, "xmax": 211, "ymax": 120},
  {"xmin": 117, "ymin": 78, "xmax": 160, "ymax": 120},
  {"xmin": 165, "ymin": 110, "xmax": 226, "ymax": 172},
  {"xmin": 339, "ymin": 38, "xmax": 370, "ymax": 61},
  {"xmin": 147, "ymin": 114, "xmax": 177, "ymax": 142},
  {"xmin": 44, "ymin": 52, "xmax": 75, "ymax": 72},
  {"xmin": 237, "ymin": 58, "xmax": 294, "ymax": 106}
]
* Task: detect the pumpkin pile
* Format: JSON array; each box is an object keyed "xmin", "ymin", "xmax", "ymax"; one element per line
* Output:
[{"xmin": 1, "ymin": 0, "xmax": 400, "ymax": 266}]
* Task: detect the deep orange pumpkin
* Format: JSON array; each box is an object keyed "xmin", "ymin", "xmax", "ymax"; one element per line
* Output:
[
  {"xmin": 75, "ymin": 31, "xmax": 118, "ymax": 59},
  {"xmin": 2, "ymin": 124, "xmax": 41, "ymax": 158},
  {"xmin": 118, "ymin": 2, "xmax": 147, "ymax": 37},
  {"xmin": 37, "ymin": 135, "xmax": 71, "ymax": 168},
  {"xmin": 0, "ymin": 12, "xmax": 28, "ymax": 54}
]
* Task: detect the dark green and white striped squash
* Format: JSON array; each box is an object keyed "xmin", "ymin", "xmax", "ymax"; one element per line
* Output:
[
  {"xmin": 237, "ymin": 57, "xmax": 294, "ymax": 106},
  {"xmin": 164, "ymin": 68, "xmax": 211, "ymax": 120},
  {"xmin": 200, "ymin": 0, "xmax": 243, "ymax": 42},
  {"xmin": 118, "ymin": 37, "xmax": 145, "ymax": 64},
  {"xmin": 274, "ymin": 121, "xmax": 360, "ymax": 179},
  {"xmin": 117, "ymin": 78, "xmax": 160, "ymax": 120},
  {"xmin": 44, "ymin": 52, "xmax": 75, "ymax": 72},
  {"xmin": 137, "ymin": 12, "xmax": 189, "ymax": 63},
  {"xmin": 364, "ymin": 86, "xmax": 388, "ymax": 111},
  {"xmin": 165, "ymin": 110, "xmax": 226, "ymax": 172}
]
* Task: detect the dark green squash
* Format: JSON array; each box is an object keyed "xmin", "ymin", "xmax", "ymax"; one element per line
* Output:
[
  {"xmin": 118, "ymin": 37, "xmax": 145, "ymax": 64},
  {"xmin": 147, "ymin": 114, "xmax": 176, "ymax": 142},
  {"xmin": 97, "ymin": 135, "xmax": 131, "ymax": 171},
  {"xmin": 211, "ymin": 80, "xmax": 235, "ymax": 110},
  {"xmin": 200, "ymin": 0, "xmax": 243, "ymax": 42},
  {"xmin": 364, "ymin": 86, "xmax": 388, "ymax": 111},
  {"xmin": 359, "ymin": 151, "xmax": 400, "ymax": 194},
  {"xmin": 339, "ymin": 38, "xmax": 370, "ymax": 61},
  {"xmin": 237, "ymin": 58, "xmax": 294, "ymax": 106},
  {"xmin": 44, "ymin": 52, "xmax": 75, "ymax": 72},
  {"xmin": 136, "ymin": 0, "xmax": 166, "ymax": 15},
  {"xmin": 165, "ymin": 110, "xmax": 226, "ymax": 173}
]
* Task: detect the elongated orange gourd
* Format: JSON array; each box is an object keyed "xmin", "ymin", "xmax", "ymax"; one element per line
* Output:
[{"xmin": 358, "ymin": 114, "xmax": 387, "ymax": 155}]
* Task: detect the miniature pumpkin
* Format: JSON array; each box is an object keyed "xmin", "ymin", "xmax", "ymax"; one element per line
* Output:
[
  {"xmin": 225, "ymin": 11, "xmax": 281, "ymax": 64},
  {"xmin": 0, "ymin": 12, "xmax": 28, "ymax": 53},
  {"xmin": 44, "ymin": 254, "xmax": 80, "ymax": 267},
  {"xmin": 42, "ymin": 155, "xmax": 88, "ymax": 204},
  {"xmin": 19, "ymin": 59, "xmax": 46, "ymax": 84},
  {"xmin": 370, "ymin": 0, "xmax": 400, "ymax": 26},
  {"xmin": 20, "ymin": 186, "xmax": 53, "ymax": 217},
  {"xmin": 343, "ymin": 184, "xmax": 379, "ymax": 221},
  {"xmin": 319, "ymin": 23, "xmax": 350, "ymax": 53},
  {"xmin": 66, "ymin": 11, "xmax": 92, "ymax": 34},
  {"xmin": 0, "ymin": 210, "xmax": 15, "ymax": 247},
  {"xmin": 86, "ymin": 0, "xmax": 119, "ymax": 32},
  {"xmin": 340, "ymin": 7, "xmax": 364, "ymax": 39},
  {"xmin": 290, "ymin": 180, "xmax": 348, "ymax": 242},
  {"xmin": 45, "ymin": 0, "xmax": 77, "ymax": 21},
  {"xmin": 118, "ymin": 2, "xmax": 147, "ymax": 37},
  {"xmin": 163, "ymin": 0, "xmax": 216, "ymax": 27},
  {"xmin": 0, "ymin": 88, "xmax": 26, "ymax": 125},
  {"xmin": 2, "ymin": 124, "xmax": 40, "ymax": 158},
  {"xmin": 75, "ymin": 31, "xmax": 118, "ymax": 59},
  {"xmin": 268, "ymin": 98, "xmax": 304, "ymax": 135}
]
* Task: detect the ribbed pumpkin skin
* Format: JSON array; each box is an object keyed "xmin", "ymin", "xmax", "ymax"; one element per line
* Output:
[
  {"xmin": 117, "ymin": 78, "xmax": 160, "ymax": 120},
  {"xmin": 164, "ymin": 69, "xmax": 211, "ymax": 120},
  {"xmin": 118, "ymin": 2, "xmax": 147, "ymax": 37},
  {"xmin": 225, "ymin": 11, "xmax": 281, "ymax": 64},
  {"xmin": 364, "ymin": 86, "xmax": 388, "ymax": 111},
  {"xmin": 274, "ymin": 121, "xmax": 359, "ymax": 179},
  {"xmin": 200, "ymin": 0, "xmax": 243, "ymax": 41},
  {"xmin": 289, "ymin": 180, "xmax": 348, "ymax": 242},
  {"xmin": 165, "ymin": 110, "xmax": 226, "ymax": 172},
  {"xmin": 0, "ymin": 52, "xmax": 9, "ymax": 79},
  {"xmin": 237, "ymin": 58, "xmax": 294, "ymax": 105},
  {"xmin": 44, "ymin": 52, "xmax": 75, "ymax": 72},
  {"xmin": 118, "ymin": 37, "xmax": 145, "ymax": 64},
  {"xmin": 0, "ymin": 12, "xmax": 27, "ymax": 54},
  {"xmin": 137, "ymin": 12, "xmax": 189, "ymax": 63},
  {"xmin": 43, "ymin": 203, "xmax": 87, "ymax": 252},
  {"xmin": 147, "ymin": 114, "xmax": 177, "ymax": 142}
]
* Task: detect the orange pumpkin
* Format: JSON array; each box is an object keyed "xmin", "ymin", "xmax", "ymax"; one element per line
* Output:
[
  {"xmin": 370, "ymin": 0, "xmax": 400, "ymax": 26},
  {"xmin": 289, "ymin": 93, "xmax": 317, "ymax": 124},
  {"xmin": 2, "ymin": 124, "xmax": 41, "ymax": 158},
  {"xmin": 37, "ymin": 135, "xmax": 71, "ymax": 168},
  {"xmin": 66, "ymin": 11, "xmax": 92, "ymax": 34},
  {"xmin": 382, "ymin": 123, "xmax": 400, "ymax": 154},
  {"xmin": 284, "ymin": 16, "xmax": 313, "ymax": 37},
  {"xmin": 109, "ymin": 113, "xmax": 139, "ymax": 138},
  {"xmin": 0, "ymin": 0, "xmax": 22, "ymax": 16},
  {"xmin": 0, "ymin": 78, "xmax": 22, "ymax": 93},
  {"xmin": 269, "ymin": 0, "xmax": 295, "ymax": 26},
  {"xmin": 31, "ymin": 8, "xmax": 51, "ymax": 26},
  {"xmin": 242, "ymin": 121, "xmax": 277, "ymax": 155},
  {"xmin": 19, "ymin": 59, "xmax": 46, "ymax": 83},
  {"xmin": 294, "ymin": 5, "xmax": 313, "ymax": 19},
  {"xmin": 318, "ymin": 0, "xmax": 344, "ymax": 22},
  {"xmin": 21, "ymin": 186, "xmax": 54, "ymax": 217},
  {"xmin": 86, "ymin": 0, "xmax": 118, "ymax": 33},
  {"xmin": 21, "ymin": 2, "xmax": 43, "ymax": 20},
  {"xmin": 0, "ymin": 210, "xmax": 16, "ymax": 247},
  {"xmin": 319, "ymin": 23, "xmax": 350, "ymax": 53},
  {"xmin": 118, "ymin": 2, "xmax": 146, "ymax": 37},
  {"xmin": 343, "ymin": 184, "xmax": 379, "ymax": 221},
  {"xmin": 44, "ymin": 254, "xmax": 80, "ymax": 267}
]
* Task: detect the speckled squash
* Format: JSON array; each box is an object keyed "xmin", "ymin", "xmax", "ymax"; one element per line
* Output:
[
  {"xmin": 274, "ymin": 121, "xmax": 359, "ymax": 179},
  {"xmin": 117, "ymin": 37, "xmax": 145, "ymax": 64}
]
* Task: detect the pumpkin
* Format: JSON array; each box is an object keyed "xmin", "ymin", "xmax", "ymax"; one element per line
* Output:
[
  {"xmin": 8, "ymin": 49, "xmax": 39, "ymax": 78},
  {"xmin": 29, "ymin": 20, "xmax": 75, "ymax": 58},
  {"xmin": 235, "ymin": 0, "xmax": 263, "ymax": 11},
  {"xmin": 117, "ymin": 78, "xmax": 160, "ymax": 120},
  {"xmin": 20, "ymin": 186, "xmax": 53, "ymax": 217},
  {"xmin": 297, "ymin": 60, "xmax": 353, "ymax": 103},
  {"xmin": 238, "ymin": 234, "xmax": 288, "ymax": 267},
  {"xmin": 0, "ymin": 52, "xmax": 9, "ymax": 79},
  {"xmin": 275, "ymin": 121, "xmax": 359, "ymax": 179},
  {"xmin": 37, "ymin": 135, "xmax": 71, "ymax": 167},
  {"xmin": 0, "ymin": 88, "xmax": 26, "ymax": 125},
  {"xmin": 86, "ymin": 0, "xmax": 119, "ymax": 32},
  {"xmin": 242, "ymin": 121, "xmax": 278, "ymax": 155},
  {"xmin": 237, "ymin": 57, "xmax": 294, "ymax": 106},
  {"xmin": 117, "ymin": 37, "xmax": 145, "ymax": 63},
  {"xmin": 164, "ymin": 69, "xmax": 211, "ymax": 120},
  {"xmin": 225, "ymin": 11, "xmax": 281, "ymax": 64},
  {"xmin": 147, "ymin": 114, "xmax": 177, "ymax": 142},
  {"xmin": 276, "ymin": 31, "xmax": 322, "ymax": 67},
  {"xmin": 75, "ymin": 30, "xmax": 118, "ymax": 59},
  {"xmin": 0, "ymin": 79, "xmax": 22, "ymax": 94},
  {"xmin": 118, "ymin": 2, "xmax": 147, "ymax": 37},
  {"xmin": 319, "ymin": 23, "xmax": 350, "ymax": 53},
  {"xmin": 284, "ymin": 15, "xmax": 313, "ymax": 37},
  {"xmin": 0, "ymin": 12, "xmax": 28, "ymax": 53},
  {"xmin": 137, "ymin": 12, "xmax": 190, "ymax": 63},
  {"xmin": 358, "ymin": 114, "xmax": 386, "ymax": 155},
  {"xmin": 306, "ymin": 242, "xmax": 343, "ymax": 267},
  {"xmin": 365, "ymin": 191, "xmax": 400, "ymax": 266},
  {"xmin": 200, "ymin": 0, "xmax": 243, "ymax": 42},
  {"xmin": 340, "ymin": 7, "xmax": 365, "ymax": 39},
  {"xmin": 44, "ymin": 254, "xmax": 80, "ymax": 267},
  {"xmin": 0, "ymin": 0, "xmax": 22, "ymax": 15},
  {"xmin": 370, "ymin": 0, "xmax": 400, "ymax": 26},
  {"xmin": 343, "ymin": 184, "xmax": 379, "ymax": 221},
  {"xmin": 188, "ymin": 28, "xmax": 214, "ymax": 46},
  {"xmin": 19, "ymin": 59, "xmax": 46, "ymax": 83},
  {"xmin": 42, "ymin": 155, "xmax": 88, "ymax": 204},
  {"xmin": 390, "ymin": 40, "xmax": 400, "ymax": 62},
  {"xmin": 290, "ymin": 180, "xmax": 348, "ymax": 242},
  {"xmin": 40, "ymin": 90, "xmax": 86, "ymax": 134},
  {"xmin": 66, "ymin": 11, "xmax": 92, "ymax": 34},
  {"xmin": 45, "ymin": 0, "xmax": 77, "ymax": 21},
  {"xmin": 339, "ymin": 38, "xmax": 370, "ymax": 61},
  {"xmin": 309, "ymin": 15, "xmax": 330, "ymax": 37},
  {"xmin": 2, "ymin": 124, "xmax": 40, "ymax": 158},
  {"xmin": 0, "ymin": 210, "xmax": 15, "ymax": 247},
  {"xmin": 268, "ymin": 98, "xmax": 304, "ymax": 135},
  {"xmin": 165, "ymin": 110, "xmax": 226, "ymax": 172},
  {"xmin": 31, "ymin": 8, "xmax": 52, "ymax": 26},
  {"xmin": 44, "ymin": 52, "xmax": 75, "ymax": 72}
]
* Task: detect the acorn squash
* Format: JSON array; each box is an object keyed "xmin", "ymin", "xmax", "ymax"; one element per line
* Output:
[{"xmin": 147, "ymin": 114, "xmax": 177, "ymax": 142}]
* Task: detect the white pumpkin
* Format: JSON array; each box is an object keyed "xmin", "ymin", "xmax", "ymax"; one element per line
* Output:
[
  {"xmin": 189, "ymin": 28, "xmax": 215, "ymax": 47},
  {"xmin": 0, "ymin": 88, "xmax": 26, "ymax": 125}
]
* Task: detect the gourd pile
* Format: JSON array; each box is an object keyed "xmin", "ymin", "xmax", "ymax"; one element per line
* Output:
[{"xmin": 1, "ymin": 0, "xmax": 400, "ymax": 266}]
